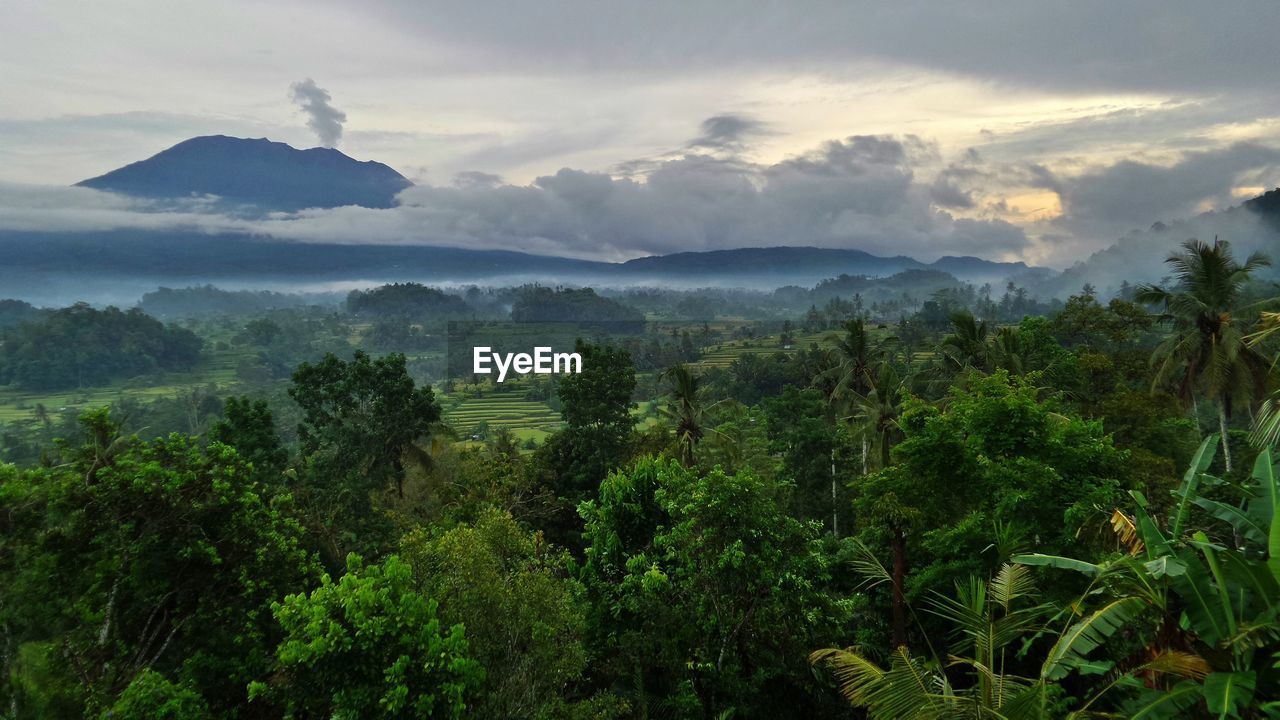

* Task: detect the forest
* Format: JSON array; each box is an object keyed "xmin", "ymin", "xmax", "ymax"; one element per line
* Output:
[{"xmin": 0, "ymin": 238, "xmax": 1278, "ymax": 718}]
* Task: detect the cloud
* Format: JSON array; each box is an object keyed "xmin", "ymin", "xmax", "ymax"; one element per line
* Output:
[
  {"xmin": 927, "ymin": 149, "xmax": 988, "ymax": 209},
  {"xmin": 359, "ymin": 1, "xmax": 1280, "ymax": 94},
  {"xmin": 687, "ymin": 114, "xmax": 768, "ymax": 152},
  {"xmin": 452, "ymin": 171, "xmax": 505, "ymax": 189},
  {"xmin": 7, "ymin": 129, "xmax": 1274, "ymax": 272},
  {"xmin": 0, "ymin": 134, "xmax": 1031, "ymax": 263},
  {"xmin": 289, "ymin": 79, "xmax": 347, "ymax": 147},
  {"xmin": 1039, "ymin": 142, "xmax": 1280, "ymax": 239},
  {"xmin": 0, "ymin": 182, "xmax": 252, "ymax": 234}
]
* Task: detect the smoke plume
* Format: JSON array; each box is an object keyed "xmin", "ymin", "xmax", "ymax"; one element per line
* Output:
[{"xmin": 289, "ymin": 78, "xmax": 346, "ymax": 147}]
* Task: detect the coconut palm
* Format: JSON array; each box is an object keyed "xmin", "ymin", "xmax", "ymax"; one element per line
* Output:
[
  {"xmin": 940, "ymin": 310, "xmax": 993, "ymax": 373},
  {"xmin": 823, "ymin": 319, "xmax": 893, "ymax": 481},
  {"xmin": 1247, "ymin": 310, "xmax": 1280, "ymax": 448},
  {"xmin": 827, "ymin": 318, "xmax": 881, "ymax": 398},
  {"xmin": 1135, "ymin": 238, "xmax": 1272, "ymax": 472},
  {"xmin": 843, "ymin": 362, "xmax": 911, "ymax": 471},
  {"xmin": 990, "ymin": 326, "xmax": 1032, "ymax": 376},
  {"xmin": 660, "ymin": 364, "xmax": 721, "ymax": 467}
]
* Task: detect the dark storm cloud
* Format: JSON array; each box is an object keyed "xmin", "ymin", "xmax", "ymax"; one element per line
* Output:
[
  {"xmin": 1041, "ymin": 142, "xmax": 1280, "ymax": 238},
  {"xmin": 928, "ymin": 149, "xmax": 989, "ymax": 209},
  {"xmin": 367, "ymin": 0, "xmax": 1280, "ymax": 94},
  {"xmin": 289, "ymin": 79, "xmax": 346, "ymax": 147}
]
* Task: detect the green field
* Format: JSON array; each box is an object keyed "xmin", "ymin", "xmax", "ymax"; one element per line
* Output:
[{"xmin": 0, "ymin": 348, "xmax": 244, "ymax": 424}]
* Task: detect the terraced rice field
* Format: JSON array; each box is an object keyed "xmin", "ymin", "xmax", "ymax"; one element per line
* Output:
[
  {"xmin": 694, "ymin": 331, "xmax": 834, "ymax": 369},
  {"xmin": 442, "ymin": 385, "xmax": 562, "ymax": 438}
]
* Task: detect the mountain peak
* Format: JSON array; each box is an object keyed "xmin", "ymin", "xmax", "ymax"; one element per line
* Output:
[{"xmin": 76, "ymin": 135, "xmax": 412, "ymax": 211}]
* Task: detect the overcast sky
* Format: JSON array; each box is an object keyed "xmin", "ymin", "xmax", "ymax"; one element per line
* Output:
[{"xmin": 3, "ymin": 0, "xmax": 1279, "ymax": 267}]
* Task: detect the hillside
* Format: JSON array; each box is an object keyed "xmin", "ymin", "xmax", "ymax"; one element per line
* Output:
[
  {"xmin": 618, "ymin": 246, "xmax": 1031, "ymax": 283},
  {"xmin": 1045, "ymin": 187, "xmax": 1280, "ymax": 297}
]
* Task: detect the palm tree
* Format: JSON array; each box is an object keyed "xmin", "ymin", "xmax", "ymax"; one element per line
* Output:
[
  {"xmin": 660, "ymin": 364, "xmax": 720, "ymax": 467},
  {"xmin": 1247, "ymin": 310, "xmax": 1280, "ymax": 448},
  {"xmin": 813, "ymin": 439, "xmax": 1280, "ymax": 718},
  {"xmin": 843, "ymin": 362, "xmax": 911, "ymax": 471},
  {"xmin": 940, "ymin": 310, "xmax": 993, "ymax": 372},
  {"xmin": 1135, "ymin": 238, "xmax": 1272, "ymax": 473},
  {"xmin": 990, "ymin": 326, "xmax": 1031, "ymax": 376},
  {"xmin": 827, "ymin": 318, "xmax": 880, "ymax": 398}
]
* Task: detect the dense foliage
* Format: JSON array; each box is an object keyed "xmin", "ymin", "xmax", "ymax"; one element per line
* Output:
[
  {"xmin": 346, "ymin": 282, "xmax": 473, "ymax": 319},
  {"xmin": 511, "ymin": 287, "xmax": 644, "ymax": 324},
  {"xmin": 0, "ymin": 303, "xmax": 201, "ymax": 390},
  {"xmin": 249, "ymin": 554, "xmax": 482, "ymax": 719}
]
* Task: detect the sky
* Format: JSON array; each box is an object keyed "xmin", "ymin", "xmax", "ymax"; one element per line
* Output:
[{"xmin": 2, "ymin": 0, "xmax": 1279, "ymax": 267}]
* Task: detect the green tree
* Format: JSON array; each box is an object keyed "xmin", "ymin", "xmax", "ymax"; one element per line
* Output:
[
  {"xmin": 101, "ymin": 670, "xmax": 209, "ymax": 720},
  {"xmin": 0, "ymin": 304, "xmax": 202, "ymax": 391},
  {"xmin": 290, "ymin": 351, "xmax": 443, "ymax": 561},
  {"xmin": 853, "ymin": 372, "xmax": 1126, "ymax": 651},
  {"xmin": 939, "ymin": 309, "xmax": 993, "ymax": 372},
  {"xmin": 1136, "ymin": 238, "xmax": 1273, "ymax": 472},
  {"xmin": 842, "ymin": 362, "xmax": 911, "ymax": 472},
  {"xmin": 579, "ymin": 458, "xmax": 852, "ymax": 718},
  {"xmin": 250, "ymin": 554, "xmax": 482, "ymax": 719},
  {"xmin": 208, "ymin": 395, "xmax": 287, "ymax": 483},
  {"xmin": 1016, "ymin": 436, "xmax": 1280, "ymax": 717},
  {"xmin": 539, "ymin": 341, "xmax": 636, "ymax": 503},
  {"xmin": 811, "ymin": 563, "xmax": 1205, "ymax": 718},
  {"xmin": 0, "ymin": 410, "xmax": 317, "ymax": 716},
  {"xmin": 824, "ymin": 318, "xmax": 890, "ymax": 521},
  {"xmin": 826, "ymin": 318, "xmax": 880, "ymax": 400},
  {"xmin": 763, "ymin": 386, "xmax": 848, "ymax": 533},
  {"xmin": 401, "ymin": 509, "xmax": 602, "ymax": 718}
]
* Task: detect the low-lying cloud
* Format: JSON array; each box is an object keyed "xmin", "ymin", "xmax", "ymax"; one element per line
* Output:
[
  {"xmin": 3, "ymin": 129, "xmax": 1277, "ymax": 272},
  {"xmin": 0, "ymin": 134, "xmax": 1031, "ymax": 263}
]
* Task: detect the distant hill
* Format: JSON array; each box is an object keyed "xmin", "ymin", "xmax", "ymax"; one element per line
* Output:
[
  {"xmin": 0, "ymin": 230, "xmax": 1044, "ymax": 306},
  {"xmin": 1244, "ymin": 187, "xmax": 1280, "ymax": 229},
  {"xmin": 77, "ymin": 135, "xmax": 412, "ymax": 211},
  {"xmin": 619, "ymin": 246, "xmax": 915, "ymax": 277},
  {"xmin": 618, "ymin": 246, "xmax": 1032, "ymax": 284},
  {"xmin": 1044, "ymin": 187, "xmax": 1280, "ymax": 298}
]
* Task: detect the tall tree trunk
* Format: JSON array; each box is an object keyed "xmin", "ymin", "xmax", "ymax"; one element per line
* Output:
[
  {"xmin": 891, "ymin": 528, "xmax": 908, "ymax": 650},
  {"xmin": 830, "ymin": 448, "xmax": 838, "ymax": 537},
  {"xmin": 1219, "ymin": 402, "xmax": 1233, "ymax": 474},
  {"xmin": 861, "ymin": 434, "xmax": 869, "ymax": 476}
]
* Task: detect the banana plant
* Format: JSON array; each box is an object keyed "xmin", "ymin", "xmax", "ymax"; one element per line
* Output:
[
  {"xmin": 1016, "ymin": 435, "xmax": 1280, "ymax": 718},
  {"xmin": 810, "ymin": 561, "xmax": 1198, "ymax": 719}
]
